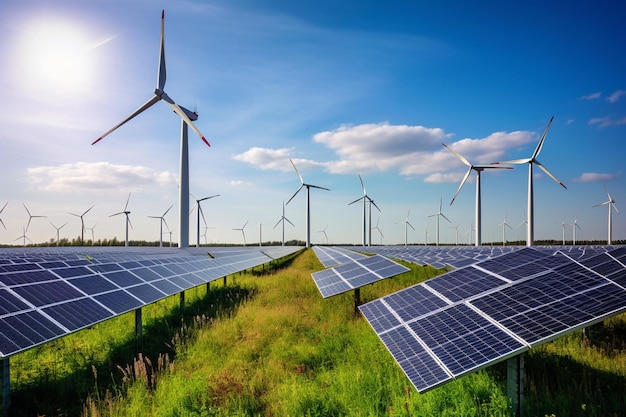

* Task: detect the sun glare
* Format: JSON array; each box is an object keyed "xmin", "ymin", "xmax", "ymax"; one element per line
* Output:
[{"xmin": 15, "ymin": 18, "xmax": 102, "ymax": 94}]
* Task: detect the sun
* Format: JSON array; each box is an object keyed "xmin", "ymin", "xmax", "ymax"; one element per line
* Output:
[{"xmin": 15, "ymin": 17, "xmax": 103, "ymax": 95}]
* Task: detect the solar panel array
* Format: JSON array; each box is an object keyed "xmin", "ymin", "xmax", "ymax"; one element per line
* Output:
[
  {"xmin": 359, "ymin": 246, "xmax": 626, "ymax": 393},
  {"xmin": 311, "ymin": 247, "xmax": 410, "ymax": 298},
  {"xmin": 0, "ymin": 246, "xmax": 303, "ymax": 358}
]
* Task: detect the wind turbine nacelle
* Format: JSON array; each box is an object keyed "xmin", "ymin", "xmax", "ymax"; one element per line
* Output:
[{"xmin": 180, "ymin": 105, "xmax": 198, "ymax": 121}]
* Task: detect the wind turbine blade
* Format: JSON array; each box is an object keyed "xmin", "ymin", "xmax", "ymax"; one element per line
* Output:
[
  {"xmin": 0, "ymin": 202, "xmax": 7, "ymax": 214},
  {"xmin": 289, "ymin": 159, "xmax": 304, "ymax": 184},
  {"xmin": 358, "ymin": 174, "xmax": 365, "ymax": 195},
  {"xmin": 199, "ymin": 205, "xmax": 207, "ymax": 226},
  {"xmin": 308, "ymin": 184, "xmax": 330, "ymax": 191},
  {"xmin": 199, "ymin": 194, "xmax": 220, "ymax": 202},
  {"xmin": 157, "ymin": 10, "xmax": 166, "ymax": 91},
  {"xmin": 407, "ymin": 221, "xmax": 415, "ymax": 231},
  {"xmin": 128, "ymin": 216, "xmax": 134, "ymax": 229},
  {"xmin": 371, "ymin": 201, "xmax": 381, "ymax": 212},
  {"xmin": 348, "ymin": 196, "xmax": 365, "ymax": 205},
  {"xmin": 450, "ymin": 167, "xmax": 472, "ymax": 205},
  {"xmin": 243, "ymin": 220, "xmax": 248, "ymax": 229},
  {"xmin": 442, "ymin": 143, "xmax": 471, "ymax": 167},
  {"xmin": 83, "ymin": 206, "xmax": 94, "ymax": 216},
  {"xmin": 286, "ymin": 184, "xmax": 304, "ymax": 205},
  {"xmin": 124, "ymin": 193, "xmax": 131, "ymax": 211},
  {"xmin": 534, "ymin": 160, "xmax": 567, "ymax": 189},
  {"xmin": 0, "ymin": 219, "xmax": 5, "ymax": 229},
  {"xmin": 93, "ymin": 96, "xmax": 161, "ymax": 145},
  {"xmin": 604, "ymin": 185, "xmax": 614, "ymax": 202},
  {"xmin": 441, "ymin": 213, "xmax": 451, "ymax": 223},
  {"xmin": 189, "ymin": 201, "xmax": 198, "ymax": 215},
  {"xmin": 285, "ymin": 218, "xmax": 295, "ymax": 227},
  {"xmin": 496, "ymin": 158, "xmax": 531, "ymax": 165},
  {"xmin": 532, "ymin": 116, "xmax": 554, "ymax": 159},
  {"xmin": 593, "ymin": 201, "xmax": 610, "ymax": 207},
  {"xmin": 163, "ymin": 204, "xmax": 174, "ymax": 216},
  {"xmin": 165, "ymin": 101, "xmax": 210, "ymax": 146},
  {"xmin": 273, "ymin": 219, "xmax": 281, "ymax": 229}
]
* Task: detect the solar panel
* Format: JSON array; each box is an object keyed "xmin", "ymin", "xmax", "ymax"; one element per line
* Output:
[
  {"xmin": 312, "ymin": 246, "xmax": 367, "ymax": 268},
  {"xmin": 311, "ymin": 254, "xmax": 410, "ymax": 298},
  {"xmin": 359, "ymin": 246, "xmax": 626, "ymax": 393},
  {"xmin": 0, "ymin": 245, "xmax": 303, "ymax": 357}
]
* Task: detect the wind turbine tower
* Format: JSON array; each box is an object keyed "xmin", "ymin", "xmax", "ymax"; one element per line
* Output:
[
  {"xmin": 593, "ymin": 186, "xmax": 620, "ymax": 245},
  {"xmin": 190, "ymin": 194, "xmax": 219, "ymax": 247},
  {"xmin": 49, "ymin": 221, "xmax": 67, "ymax": 246},
  {"xmin": 497, "ymin": 116, "xmax": 566, "ymax": 246},
  {"xmin": 396, "ymin": 209, "xmax": 415, "ymax": 246},
  {"xmin": 68, "ymin": 206, "xmax": 94, "ymax": 244},
  {"xmin": 233, "ymin": 221, "xmax": 248, "ymax": 246},
  {"xmin": 110, "ymin": 193, "xmax": 132, "ymax": 247},
  {"xmin": 442, "ymin": 143, "xmax": 511, "ymax": 246},
  {"xmin": 286, "ymin": 159, "xmax": 330, "ymax": 248},
  {"xmin": 92, "ymin": 10, "xmax": 209, "ymax": 249},
  {"xmin": 572, "ymin": 216, "xmax": 581, "ymax": 245}
]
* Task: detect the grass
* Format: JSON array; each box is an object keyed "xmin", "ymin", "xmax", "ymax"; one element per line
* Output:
[{"xmin": 7, "ymin": 248, "xmax": 626, "ymax": 416}]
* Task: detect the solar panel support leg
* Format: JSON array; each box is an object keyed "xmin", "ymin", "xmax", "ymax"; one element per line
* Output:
[
  {"xmin": 223, "ymin": 276, "xmax": 227, "ymax": 286},
  {"xmin": 206, "ymin": 282, "xmax": 210, "ymax": 294},
  {"xmin": 1, "ymin": 357, "xmax": 9, "ymax": 416},
  {"xmin": 135, "ymin": 308, "xmax": 143, "ymax": 336},
  {"xmin": 507, "ymin": 354, "xmax": 524, "ymax": 417},
  {"xmin": 180, "ymin": 291, "xmax": 185, "ymax": 314},
  {"xmin": 354, "ymin": 288, "xmax": 361, "ymax": 315}
]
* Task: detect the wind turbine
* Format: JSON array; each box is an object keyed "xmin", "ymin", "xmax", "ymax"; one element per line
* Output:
[
  {"xmin": 559, "ymin": 220, "xmax": 568, "ymax": 245},
  {"xmin": 86, "ymin": 223, "xmax": 98, "ymax": 244},
  {"xmin": 428, "ymin": 197, "xmax": 451, "ymax": 246},
  {"xmin": 23, "ymin": 203, "xmax": 46, "ymax": 233},
  {"xmin": 190, "ymin": 193, "xmax": 219, "ymax": 248},
  {"xmin": 92, "ymin": 10, "xmax": 209, "ymax": 249},
  {"xmin": 110, "ymin": 193, "xmax": 132, "ymax": 247},
  {"xmin": 317, "ymin": 225, "xmax": 328, "ymax": 244},
  {"xmin": 259, "ymin": 223, "xmax": 263, "ymax": 247},
  {"xmin": 496, "ymin": 116, "xmax": 567, "ymax": 246},
  {"xmin": 593, "ymin": 186, "xmax": 620, "ymax": 245},
  {"xmin": 273, "ymin": 201, "xmax": 294, "ymax": 246},
  {"xmin": 450, "ymin": 223, "xmax": 461, "ymax": 246},
  {"xmin": 465, "ymin": 221, "xmax": 474, "ymax": 245},
  {"xmin": 498, "ymin": 214, "xmax": 512, "ymax": 246},
  {"xmin": 348, "ymin": 175, "xmax": 379, "ymax": 246},
  {"xmin": 49, "ymin": 221, "xmax": 67, "ymax": 246},
  {"xmin": 442, "ymin": 143, "xmax": 512, "ymax": 246},
  {"xmin": 68, "ymin": 206, "xmax": 94, "ymax": 244},
  {"xmin": 372, "ymin": 217, "xmax": 384, "ymax": 245},
  {"xmin": 148, "ymin": 204, "xmax": 173, "ymax": 247},
  {"xmin": 396, "ymin": 209, "xmax": 415, "ymax": 246},
  {"xmin": 286, "ymin": 159, "xmax": 330, "ymax": 248},
  {"xmin": 572, "ymin": 215, "xmax": 581, "ymax": 245},
  {"xmin": 233, "ymin": 221, "xmax": 248, "ymax": 246},
  {"xmin": 15, "ymin": 226, "xmax": 32, "ymax": 247},
  {"xmin": 0, "ymin": 202, "xmax": 8, "ymax": 229}
]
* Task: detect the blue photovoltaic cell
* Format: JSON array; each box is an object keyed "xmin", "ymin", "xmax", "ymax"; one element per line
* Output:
[
  {"xmin": 358, "ymin": 300, "xmax": 401, "ymax": 334},
  {"xmin": 13, "ymin": 281, "xmax": 83, "ymax": 307},
  {"xmin": 0, "ymin": 269, "xmax": 57, "ymax": 286},
  {"xmin": 103, "ymin": 270, "xmax": 144, "ymax": 287},
  {"xmin": 44, "ymin": 298, "xmax": 113, "ymax": 331},
  {"xmin": 424, "ymin": 267, "xmax": 507, "ymax": 302},
  {"xmin": 384, "ymin": 285, "xmax": 448, "ymax": 323},
  {"xmin": 52, "ymin": 266, "xmax": 94, "ymax": 278},
  {"xmin": 89, "ymin": 263, "xmax": 124, "ymax": 273},
  {"xmin": 131, "ymin": 267, "xmax": 162, "ymax": 282},
  {"xmin": 68, "ymin": 275, "xmax": 118, "ymax": 295},
  {"xmin": 0, "ymin": 289, "xmax": 29, "ymax": 315},
  {"xmin": 150, "ymin": 279, "xmax": 182, "ymax": 295},
  {"xmin": 94, "ymin": 290, "xmax": 143, "ymax": 314},
  {"xmin": 126, "ymin": 284, "xmax": 165, "ymax": 304}
]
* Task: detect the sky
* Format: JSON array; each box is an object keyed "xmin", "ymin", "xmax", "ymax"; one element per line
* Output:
[{"xmin": 0, "ymin": 0, "xmax": 625, "ymax": 247}]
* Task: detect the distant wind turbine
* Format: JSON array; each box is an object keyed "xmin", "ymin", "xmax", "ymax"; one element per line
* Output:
[
  {"xmin": 317, "ymin": 225, "xmax": 328, "ymax": 244},
  {"xmin": 498, "ymin": 214, "xmax": 512, "ymax": 246},
  {"xmin": 0, "ymin": 202, "xmax": 8, "ymax": 229},
  {"xmin": 233, "ymin": 221, "xmax": 248, "ymax": 246},
  {"xmin": 273, "ymin": 201, "xmax": 294, "ymax": 246},
  {"xmin": 465, "ymin": 221, "xmax": 474, "ymax": 245},
  {"xmin": 428, "ymin": 197, "xmax": 451, "ymax": 246},
  {"xmin": 148, "ymin": 204, "xmax": 173, "ymax": 247},
  {"xmin": 443, "ymin": 143, "xmax": 512, "ymax": 246},
  {"xmin": 68, "ymin": 206, "xmax": 94, "ymax": 244},
  {"xmin": 92, "ymin": 10, "xmax": 209, "ymax": 249},
  {"xmin": 593, "ymin": 186, "xmax": 620, "ymax": 245},
  {"xmin": 110, "ymin": 193, "xmax": 132, "ymax": 247},
  {"xmin": 450, "ymin": 223, "xmax": 461, "ymax": 246},
  {"xmin": 23, "ymin": 203, "xmax": 46, "ymax": 233},
  {"xmin": 496, "ymin": 116, "xmax": 567, "ymax": 246},
  {"xmin": 396, "ymin": 209, "xmax": 415, "ymax": 246},
  {"xmin": 190, "ymin": 193, "xmax": 219, "ymax": 248},
  {"xmin": 559, "ymin": 220, "xmax": 568, "ymax": 245},
  {"xmin": 86, "ymin": 223, "xmax": 98, "ymax": 244},
  {"xmin": 286, "ymin": 159, "xmax": 330, "ymax": 248},
  {"xmin": 49, "ymin": 221, "xmax": 67, "ymax": 246},
  {"xmin": 372, "ymin": 217, "xmax": 384, "ymax": 245},
  {"xmin": 572, "ymin": 215, "xmax": 581, "ymax": 245},
  {"xmin": 15, "ymin": 226, "xmax": 31, "ymax": 247},
  {"xmin": 348, "ymin": 175, "xmax": 379, "ymax": 246},
  {"xmin": 259, "ymin": 223, "xmax": 263, "ymax": 247}
]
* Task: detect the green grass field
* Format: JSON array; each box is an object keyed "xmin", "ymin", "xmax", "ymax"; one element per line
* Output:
[{"xmin": 7, "ymin": 249, "xmax": 626, "ymax": 416}]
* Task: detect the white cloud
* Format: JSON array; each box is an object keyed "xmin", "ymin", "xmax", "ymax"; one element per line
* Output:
[
  {"xmin": 589, "ymin": 116, "xmax": 626, "ymax": 128},
  {"xmin": 606, "ymin": 90, "xmax": 626, "ymax": 103},
  {"xmin": 232, "ymin": 122, "xmax": 538, "ymax": 181},
  {"xmin": 581, "ymin": 92, "xmax": 601, "ymax": 100},
  {"xmin": 26, "ymin": 162, "xmax": 177, "ymax": 192},
  {"xmin": 572, "ymin": 172, "xmax": 620, "ymax": 183}
]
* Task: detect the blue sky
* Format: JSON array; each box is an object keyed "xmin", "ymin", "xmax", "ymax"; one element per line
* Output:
[{"xmin": 0, "ymin": 0, "xmax": 624, "ymax": 246}]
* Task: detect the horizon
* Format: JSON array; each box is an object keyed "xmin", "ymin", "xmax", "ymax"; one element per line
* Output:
[{"xmin": 1, "ymin": 0, "xmax": 625, "ymax": 246}]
